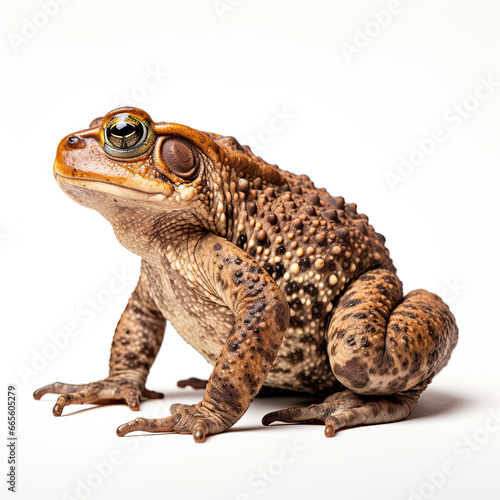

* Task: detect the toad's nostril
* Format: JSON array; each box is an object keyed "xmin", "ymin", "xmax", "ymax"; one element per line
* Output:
[{"xmin": 66, "ymin": 135, "xmax": 85, "ymax": 149}]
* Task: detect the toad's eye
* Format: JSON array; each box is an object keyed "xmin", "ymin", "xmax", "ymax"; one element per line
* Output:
[
  {"xmin": 103, "ymin": 114, "xmax": 154, "ymax": 158},
  {"xmin": 108, "ymin": 121, "xmax": 143, "ymax": 148}
]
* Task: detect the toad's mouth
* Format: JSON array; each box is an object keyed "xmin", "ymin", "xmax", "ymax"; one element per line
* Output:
[{"xmin": 54, "ymin": 173, "xmax": 173, "ymax": 203}]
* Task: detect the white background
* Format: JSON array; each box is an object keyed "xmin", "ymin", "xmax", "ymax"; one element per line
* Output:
[{"xmin": 2, "ymin": 1, "xmax": 500, "ymax": 499}]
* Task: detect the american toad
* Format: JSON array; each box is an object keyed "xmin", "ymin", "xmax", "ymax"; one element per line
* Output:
[{"xmin": 34, "ymin": 107, "xmax": 458, "ymax": 442}]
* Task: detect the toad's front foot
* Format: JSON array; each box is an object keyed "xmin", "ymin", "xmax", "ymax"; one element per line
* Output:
[
  {"xmin": 262, "ymin": 388, "xmax": 423, "ymax": 437},
  {"xmin": 33, "ymin": 376, "xmax": 163, "ymax": 416},
  {"xmin": 116, "ymin": 402, "xmax": 233, "ymax": 443}
]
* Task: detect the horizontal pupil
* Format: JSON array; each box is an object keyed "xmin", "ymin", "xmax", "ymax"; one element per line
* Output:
[{"xmin": 111, "ymin": 122, "xmax": 137, "ymax": 138}]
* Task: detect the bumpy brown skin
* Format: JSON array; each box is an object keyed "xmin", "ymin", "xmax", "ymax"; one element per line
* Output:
[{"xmin": 34, "ymin": 107, "xmax": 458, "ymax": 442}]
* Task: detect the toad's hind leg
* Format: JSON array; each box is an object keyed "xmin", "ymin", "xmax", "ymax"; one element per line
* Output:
[{"xmin": 263, "ymin": 268, "xmax": 458, "ymax": 436}]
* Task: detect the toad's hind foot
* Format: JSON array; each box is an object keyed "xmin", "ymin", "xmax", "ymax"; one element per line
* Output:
[{"xmin": 262, "ymin": 387, "xmax": 424, "ymax": 437}]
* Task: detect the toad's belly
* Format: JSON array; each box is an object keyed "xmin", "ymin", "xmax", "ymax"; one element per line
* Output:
[
  {"xmin": 146, "ymin": 265, "xmax": 336, "ymax": 394},
  {"xmin": 164, "ymin": 298, "xmax": 335, "ymax": 394}
]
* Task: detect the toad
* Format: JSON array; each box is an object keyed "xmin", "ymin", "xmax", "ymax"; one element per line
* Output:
[{"xmin": 34, "ymin": 107, "xmax": 458, "ymax": 442}]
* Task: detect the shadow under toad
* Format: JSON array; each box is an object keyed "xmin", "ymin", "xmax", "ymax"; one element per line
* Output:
[{"xmin": 408, "ymin": 388, "xmax": 470, "ymax": 420}]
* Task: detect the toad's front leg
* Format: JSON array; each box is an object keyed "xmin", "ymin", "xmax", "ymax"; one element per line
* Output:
[
  {"xmin": 34, "ymin": 264, "xmax": 166, "ymax": 415},
  {"xmin": 117, "ymin": 234, "xmax": 290, "ymax": 442}
]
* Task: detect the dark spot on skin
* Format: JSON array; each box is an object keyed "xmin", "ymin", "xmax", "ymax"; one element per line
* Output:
[
  {"xmin": 299, "ymin": 257, "xmax": 311, "ymax": 271},
  {"xmin": 285, "ymin": 281, "xmax": 300, "ymax": 294},
  {"xmin": 277, "ymin": 245, "xmax": 286, "ymax": 254},
  {"xmin": 249, "ymin": 265, "xmax": 262, "ymax": 274},
  {"xmin": 290, "ymin": 316, "xmax": 304, "ymax": 327},
  {"xmin": 287, "ymin": 349, "xmax": 304, "ymax": 363},
  {"xmin": 308, "ymin": 194, "xmax": 320, "ymax": 206},
  {"xmin": 249, "ymin": 298, "xmax": 266, "ymax": 315},
  {"xmin": 232, "ymin": 271, "xmax": 244, "ymax": 285},
  {"xmin": 214, "ymin": 243, "xmax": 222, "ymax": 251},
  {"xmin": 235, "ymin": 257, "xmax": 242, "ymax": 265},
  {"xmin": 311, "ymin": 301, "xmax": 323, "ymax": 318},
  {"xmin": 323, "ymin": 210, "xmax": 337, "ymax": 221},
  {"xmin": 228, "ymin": 340, "xmax": 240, "ymax": 352},
  {"xmin": 209, "ymin": 380, "xmax": 243, "ymax": 414},
  {"xmin": 345, "ymin": 299, "xmax": 362, "ymax": 308},
  {"xmin": 364, "ymin": 324, "xmax": 376, "ymax": 333},
  {"xmin": 263, "ymin": 263, "xmax": 274, "ymax": 275},
  {"xmin": 267, "ymin": 213, "xmax": 278, "ymax": 225},
  {"xmin": 274, "ymin": 262, "xmax": 285, "ymax": 279},
  {"xmin": 246, "ymin": 281, "xmax": 265, "ymax": 297},
  {"xmin": 395, "ymin": 311, "xmax": 417, "ymax": 319},
  {"xmin": 354, "ymin": 312, "xmax": 368, "ymax": 320},
  {"xmin": 140, "ymin": 344, "xmax": 154, "ymax": 358},
  {"xmin": 218, "ymin": 264, "xmax": 223, "ymax": 270},
  {"xmin": 355, "ymin": 222, "xmax": 367, "ymax": 235},
  {"xmin": 246, "ymin": 202, "xmax": 257, "ymax": 216},
  {"xmin": 358, "ymin": 274, "xmax": 375, "ymax": 282},
  {"xmin": 302, "ymin": 206, "xmax": 316, "ymax": 217},
  {"xmin": 304, "ymin": 283, "xmax": 318, "ymax": 296},
  {"xmin": 326, "ymin": 259, "xmax": 336, "ymax": 270},
  {"xmin": 334, "ymin": 358, "xmax": 369, "ymax": 389},
  {"xmin": 335, "ymin": 227, "xmax": 349, "ymax": 240},
  {"xmin": 361, "ymin": 338, "xmax": 371, "ymax": 348},
  {"xmin": 290, "ymin": 298, "xmax": 303, "ymax": 311},
  {"xmin": 347, "ymin": 336, "xmax": 356, "ymax": 346},
  {"xmin": 336, "ymin": 330, "xmax": 346, "ymax": 339},
  {"xmin": 237, "ymin": 234, "xmax": 247, "ymax": 248}
]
